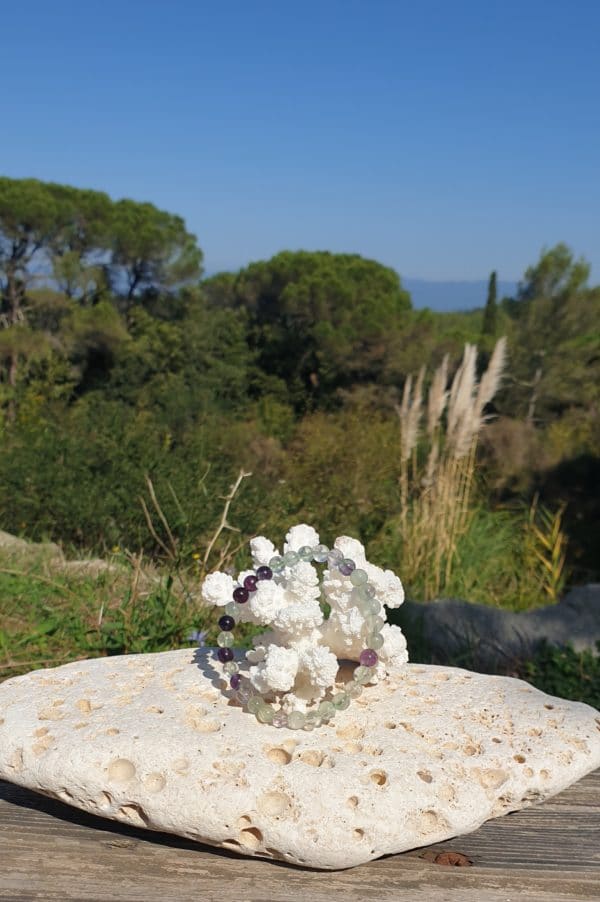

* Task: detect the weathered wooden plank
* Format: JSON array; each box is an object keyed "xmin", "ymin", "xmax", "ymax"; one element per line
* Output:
[{"xmin": 0, "ymin": 773, "xmax": 598, "ymax": 901}]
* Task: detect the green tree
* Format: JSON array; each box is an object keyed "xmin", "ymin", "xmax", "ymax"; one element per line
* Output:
[
  {"xmin": 482, "ymin": 270, "xmax": 497, "ymax": 337},
  {"xmin": 205, "ymin": 250, "xmax": 411, "ymax": 407},
  {"xmin": 108, "ymin": 200, "xmax": 203, "ymax": 303}
]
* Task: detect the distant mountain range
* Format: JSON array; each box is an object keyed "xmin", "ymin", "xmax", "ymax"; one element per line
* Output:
[{"xmin": 404, "ymin": 278, "xmax": 518, "ymax": 312}]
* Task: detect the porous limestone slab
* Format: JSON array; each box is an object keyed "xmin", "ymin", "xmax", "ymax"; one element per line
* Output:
[{"xmin": 0, "ymin": 649, "xmax": 598, "ymax": 870}]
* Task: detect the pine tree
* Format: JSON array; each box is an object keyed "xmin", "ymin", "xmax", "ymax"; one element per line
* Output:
[{"xmin": 482, "ymin": 270, "xmax": 498, "ymax": 336}]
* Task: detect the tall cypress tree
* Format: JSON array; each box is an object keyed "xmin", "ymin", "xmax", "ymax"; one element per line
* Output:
[{"xmin": 482, "ymin": 270, "xmax": 498, "ymax": 336}]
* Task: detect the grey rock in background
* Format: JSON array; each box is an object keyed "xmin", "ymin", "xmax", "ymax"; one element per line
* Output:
[{"xmin": 396, "ymin": 585, "xmax": 600, "ymax": 671}]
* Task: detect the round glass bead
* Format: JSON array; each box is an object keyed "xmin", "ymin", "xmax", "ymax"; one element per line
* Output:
[
  {"xmin": 371, "ymin": 615, "xmax": 385, "ymax": 632},
  {"xmin": 247, "ymin": 696, "xmax": 263, "ymax": 714},
  {"xmin": 364, "ymin": 583, "xmax": 377, "ymax": 598},
  {"xmin": 256, "ymin": 704, "xmax": 275, "ymax": 724},
  {"xmin": 271, "ymin": 711, "xmax": 288, "ymax": 728},
  {"xmin": 223, "ymin": 660, "xmax": 239, "ymax": 675},
  {"xmin": 353, "ymin": 585, "xmax": 371, "ymax": 603},
  {"xmin": 283, "ymin": 550, "xmax": 299, "ymax": 567},
  {"xmin": 269, "ymin": 555, "xmax": 285, "ymax": 572},
  {"xmin": 233, "ymin": 586, "xmax": 249, "ymax": 604},
  {"xmin": 243, "ymin": 574, "xmax": 258, "ymax": 592},
  {"xmin": 305, "ymin": 711, "xmax": 321, "ymax": 728},
  {"xmin": 313, "ymin": 544, "xmax": 329, "ymax": 563},
  {"xmin": 346, "ymin": 680, "xmax": 363, "ymax": 698},
  {"xmin": 354, "ymin": 664, "xmax": 372, "ymax": 684},
  {"xmin": 298, "ymin": 545, "xmax": 314, "ymax": 561},
  {"xmin": 230, "ymin": 673, "xmax": 241, "ymax": 690},
  {"xmin": 287, "ymin": 711, "xmax": 306, "ymax": 730},
  {"xmin": 224, "ymin": 601, "xmax": 237, "ymax": 617},
  {"xmin": 318, "ymin": 700, "xmax": 335, "ymax": 719},
  {"xmin": 359, "ymin": 648, "xmax": 378, "ymax": 668},
  {"xmin": 369, "ymin": 632, "xmax": 384, "ymax": 650},
  {"xmin": 350, "ymin": 568, "xmax": 368, "ymax": 587},
  {"xmin": 256, "ymin": 565, "xmax": 273, "ymax": 580},
  {"xmin": 217, "ymin": 647, "xmax": 234, "ymax": 663},
  {"xmin": 332, "ymin": 692, "xmax": 350, "ymax": 710},
  {"xmin": 327, "ymin": 549, "xmax": 343, "ymax": 566},
  {"xmin": 338, "ymin": 558, "xmax": 355, "ymax": 576},
  {"xmin": 217, "ymin": 631, "xmax": 234, "ymax": 648},
  {"xmin": 367, "ymin": 598, "xmax": 381, "ymax": 615},
  {"xmin": 236, "ymin": 684, "xmax": 253, "ymax": 704},
  {"xmin": 218, "ymin": 614, "xmax": 235, "ymax": 631}
]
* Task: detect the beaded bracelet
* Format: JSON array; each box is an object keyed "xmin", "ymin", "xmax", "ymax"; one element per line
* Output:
[{"xmin": 214, "ymin": 543, "xmax": 383, "ymax": 731}]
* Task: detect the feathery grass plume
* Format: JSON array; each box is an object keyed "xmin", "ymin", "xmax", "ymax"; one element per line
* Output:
[{"xmin": 394, "ymin": 338, "xmax": 507, "ymax": 599}]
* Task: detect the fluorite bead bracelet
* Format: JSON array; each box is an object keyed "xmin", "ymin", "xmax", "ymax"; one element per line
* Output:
[{"xmin": 215, "ymin": 544, "xmax": 383, "ymax": 731}]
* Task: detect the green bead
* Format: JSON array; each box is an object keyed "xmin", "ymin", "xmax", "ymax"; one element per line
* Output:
[
  {"xmin": 332, "ymin": 692, "xmax": 350, "ymax": 710},
  {"xmin": 350, "ymin": 568, "xmax": 368, "ymax": 587},
  {"xmin": 368, "ymin": 598, "xmax": 381, "ymax": 615},
  {"xmin": 224, "ymin": 601, "xmax": 237, "ymax": 617},
  {"xmin": 283, "ymin": 550, "xmax": 299, "ymax": 567},
  {"xmin": 217, "ymin": 631, "xmax": 234, "ymax": 648},
  {"xmin": 369, "ymin": 632, "xmax": 384, "ymax": 649},
  {"xmin": 346, "ymin": 680, "xmax": 363, "ymax": 698},
  {"xmin": 269, "ymin": 555, "xmax": 285, "ymax": 572},
  {"xmin": 305, "ymin": 711, "xmax": 321, "ymax": 728},
  {"xmin": 318, "ymin": 700, "xmax": 335, "ymax": 718},
  {"xmin": 354, "ymin": 665, "xmax": 371, "ymax": 684},
  {"xmin": 372, "ymin": 615, "xmax": 385, "ymax": 632},
  {"xmin": 313, "ymin": 544, "xmax": 329, "ymax": 563},
  {"xmin": 247, "ymin": 696, "xmax": 263, "ymax": 714},
  {"xmin": 287, "ymin": 711, "xmax": 305, "ymax": 729},
  {"xmin": 223, "ymin": 660, "xmax": 239, "ymax": 675},
  {"xmin": 353, "ymin": 585, "xmax": 371, "ymax": 603},
  {"xmin": 364, "ymin": 583, "xmax": 376, "ymax": 598},
  {"xmin": 298, "ymin": 545, "xmax": 314, "ymax": 561},
  {"xmin": 256, "ymin": 704, "xmax": 275, "ymax": 724}
]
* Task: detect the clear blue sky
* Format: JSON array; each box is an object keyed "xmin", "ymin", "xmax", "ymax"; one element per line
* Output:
[{"xmin": 1, "ymin": 0, "xmax": 599, "ymax": 282}]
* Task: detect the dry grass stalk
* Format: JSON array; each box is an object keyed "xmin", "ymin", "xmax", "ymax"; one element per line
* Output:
[{"xmin": 396, "ymin": 339, "xmax": 506, "ymax": 598}]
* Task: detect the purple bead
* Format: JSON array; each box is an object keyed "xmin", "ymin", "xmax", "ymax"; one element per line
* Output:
[
  {"xmin": 233, "ymin": 586, "xmax": 249, "ymax": 604},
  {"xmin": 230, "ymin": 673, "xmax": 241, "ymax": 690},
  {"xmin": 339, "ymin": 559, "xmax": 355, "ymax": 576},
  {"xmin": 359, "ymin": 648, "xmax": 378, "ymax": 668},
  {"xmin": 217, "ymin": 647, "xmax": 234, "ymax": 663},
  {"xmin": 256, "ymin": 565, "xmax": 273, "ymax": 581},
  {"xmin": 243, "ymin": 574, "xmax": 258, "ymax": 592},
  {"xmin": 218, "ymin": 615, "xmax": 235, "ymax": 631}
]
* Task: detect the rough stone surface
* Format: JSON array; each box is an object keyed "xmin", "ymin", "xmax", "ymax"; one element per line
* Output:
[
  {"xmin": 398, "ymin": 584, "xmax": 600, "ymax": 671},
  {"xmin": 0, "ymin": 649, "xmax": 598, "ymax": 870}
]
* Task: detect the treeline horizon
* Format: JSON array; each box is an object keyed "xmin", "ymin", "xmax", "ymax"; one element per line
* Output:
[{"xmin": 1, "ymin": 175, "xmax": 598, "ymax": 601}]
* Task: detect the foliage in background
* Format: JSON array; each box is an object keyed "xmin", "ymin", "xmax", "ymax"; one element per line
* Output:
[{"xmin": 0, "ymin": 175, "xmax": 598, "ymax": 601}]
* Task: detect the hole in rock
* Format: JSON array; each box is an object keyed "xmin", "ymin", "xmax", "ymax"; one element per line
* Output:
[
  {"xmin": 95, "ymin": 791, "xmax": 113, "ymax": 809},
  {"xmin": 513, "ymin": 754, "xmax": 526, "ymax": 764},
  {"xmin": 347, "ymin": 796, "xmax": 359, "ymax": 808},
  {"xmin": 118, "ymin": 804, "xmax": 149, "ymax": 827},
  {"xmin": 238, "ymin": 815, "xmax": 253, "ymax": 827},
  {"xmin": 492, "ymin": 737, "xmax": 502, "ymax": 744},
  {"xmin": 239, "ymin": 827, "xmax": 263, "ymax": 850},
  {"xmin": 544, "ymin": 704, "xmax": 554, "ymax": 710},
  {"xmin": 299, "ymin": 749, "xmax": 326, "ymax": 767},
  {"xmin": 417, "ymin": 770, "xmax": 433, "ymax": 783},
  {"xmin": 266, "ymin": 747, "xmax": 293, "ymax": 765},
  {"xmin": 384, "ymin": 722, "xmax": 397, "ymax": 730},
  {"xmin": 257, "ymin": 791, "xmax": 291, "ymax": 816},
  {"xmin": 108, "ymin": 758, "xmax": 136, "ymax": 782},
  {"xmin": 369, "ymin": 770, "xmax": 388, "ymax": 786},
  {"xmin": 353, "ymin": 829, "xmax": 365, "ymax": 840}
]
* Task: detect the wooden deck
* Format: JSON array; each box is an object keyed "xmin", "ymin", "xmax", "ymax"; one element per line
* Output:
[{"xmin": 0, "ymin": 770, "xmax": 599, "ymax": 901}]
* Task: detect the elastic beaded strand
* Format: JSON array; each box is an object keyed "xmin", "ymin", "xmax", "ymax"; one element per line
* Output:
[{"xmin": 217, "ymin": 543, "xmax": 383, "ymax": 730}]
